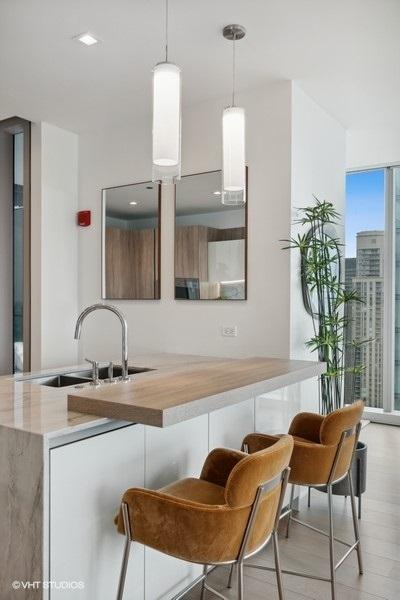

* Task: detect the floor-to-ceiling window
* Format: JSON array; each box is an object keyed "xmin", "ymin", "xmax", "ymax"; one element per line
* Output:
[
  {"xmin": 394, "ymin": 167, "xmax": 400, "ymax": 411},
  {"xmin": 345, "ymin": 169, "xmax": 386, "ymax": 409},
  {"xmin": 346, "ymin": 166, "xmax": 400, "ymax": 421},
  {"xmin": 13, "ymin": 132, "xmax": 24, "ymax": 372},
  {"xmin": 0, "ymin": 117, "xmax": 30, "ymax": 375}
]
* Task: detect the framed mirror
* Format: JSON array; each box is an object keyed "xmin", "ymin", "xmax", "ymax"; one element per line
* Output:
[
  {"xmin": 174, "ymin": 170, "xmax": 247, "ymax": 300},
  {"xmin": 102, "ymin": 181, "xmax": 161, "ymax": 299}
]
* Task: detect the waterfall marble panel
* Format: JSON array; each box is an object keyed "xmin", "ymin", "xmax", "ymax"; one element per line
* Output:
[{"xmin": 0, "ymin": 426, "xmax": 47, "ymax": 600}]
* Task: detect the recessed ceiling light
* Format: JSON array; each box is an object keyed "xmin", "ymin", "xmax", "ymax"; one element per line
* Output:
[
  {"xmin": 129, "ymin": 201, "xmax": 138, "ymax": 206},
  {"xmin": 213, "ymin": 191, "xmax": 221, "ymax": 196},
  {"xmin": 74, "ymin": 32, "xmax": 99, "ymax": 46}
]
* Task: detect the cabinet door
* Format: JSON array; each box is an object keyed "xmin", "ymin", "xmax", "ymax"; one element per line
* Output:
[
  {"xmin": 175, "ymin": 225, "xmax": 208, "ymax": 281},
  {"xmin": 255, "ymin": 379, "xmax": 319, "ymax": 434},
  {"xmin": 50, "ymin": 425, "xmax": 145, "ymax": 600},
  {"xmin": 144, "ymin": 415, "xmax": 208, "ymax": 600},
  {"xmin": 106, "ymin": 228, "xmax": 156, "ymax": 299}
]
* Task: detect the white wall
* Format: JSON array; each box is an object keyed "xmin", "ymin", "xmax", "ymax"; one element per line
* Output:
[
  {"xmin": 76, "ymin": 81, "xmax": 346, "ymax": 369},
  {"xmin": 347, "ymin": 127, "xmax": 400, "ymax": 169},
  {"xmin": 290, "ymin": 85, "xmax": 346, "ymax": 361},
  {"xmin": 78, "ymin": 82, "xmax": 293, "ymax": 362},
  {"xmin": 31, "ymin": 123, "xmax": 79, "ymax": 369}
]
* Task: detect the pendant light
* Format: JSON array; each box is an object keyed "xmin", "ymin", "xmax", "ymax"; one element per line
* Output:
[
  {"xmin": 222, "ymin": 24, "xmax": 246, "ymax": 206},
  {"xmin": 152, "ymin": 0, "xmax": 181, "ymax": 184}
]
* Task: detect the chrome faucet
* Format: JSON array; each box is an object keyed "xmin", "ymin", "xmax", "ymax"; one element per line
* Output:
[{"xmin": 74, "ymin": 304, "xmax": 130, "ymax": 382}]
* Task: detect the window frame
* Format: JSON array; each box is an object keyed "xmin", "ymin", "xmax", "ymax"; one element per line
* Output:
[
  {"xmin": 346, "ymin": 165, "xmax": 400, "ymax": 424},
  {"xmin": 0, "ymin": 117, "xmax": 31, "ymax": 373}
]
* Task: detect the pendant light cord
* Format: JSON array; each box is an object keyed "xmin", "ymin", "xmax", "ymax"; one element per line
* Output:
[
  {"xmin": 165, "ymin": 0, "xmax": 169, "ymax": 62},
  {"xmin": 232, "ymin": 33, "xmax": 236, "ymax": 107}
]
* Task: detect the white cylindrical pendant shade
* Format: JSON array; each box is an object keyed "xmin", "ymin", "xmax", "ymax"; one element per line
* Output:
[
  {"xmin": 152, "ymin": 61, "xmax": 181, "ymax": 183},
  {"xmin": 222, "ymin": 106, "xmax": 246, "ymax": 205}
]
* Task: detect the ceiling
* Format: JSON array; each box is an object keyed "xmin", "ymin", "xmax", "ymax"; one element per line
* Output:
[
  {"xmin": 105, "ymin": 170, "xmax": 243, "ymax": 219},
  {"xmin": 1, "ymin": 0, "xmax": 399, "ymax": 133},
  {"xmin": 105, "ymin": 181, "xmax": 159, "ymax": 219}
]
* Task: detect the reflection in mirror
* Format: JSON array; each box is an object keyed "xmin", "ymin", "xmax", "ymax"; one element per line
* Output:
[
  {"xmin": 102, "ymin": 182, "xmax": 161, "ymax": 299},
  {"xmin": 174, "ymin": 170, "xmax": 247, "ymax": 300}
]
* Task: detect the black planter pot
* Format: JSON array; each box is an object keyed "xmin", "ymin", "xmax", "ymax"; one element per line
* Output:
[{"xmin": 309, "ymin": 441, "xmax": 367, "ymax": 518}]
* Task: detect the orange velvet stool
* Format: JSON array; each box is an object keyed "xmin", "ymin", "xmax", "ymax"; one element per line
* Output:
[
  {"xmin": 242, "ymin": 401, "xmax": 364, "ymax": 600},
  {"xmin": 115, "ymin": 435, "xmax": 293, "ymax": 600}
]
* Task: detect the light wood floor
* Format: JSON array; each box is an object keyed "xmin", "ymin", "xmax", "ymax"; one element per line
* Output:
[{"xmin": 186, "ymin": 423, "xmax": 400, "ymax": 600}]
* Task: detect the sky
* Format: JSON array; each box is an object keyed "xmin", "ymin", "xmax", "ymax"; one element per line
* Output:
[{"xmin": 345, "ymin": 169, "xmax": 385, "ymax": 257}]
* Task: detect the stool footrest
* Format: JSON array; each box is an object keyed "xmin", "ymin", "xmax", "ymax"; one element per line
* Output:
[
  {"xmin": 170, "ymin": 573, "xmax": 207, "ymax": 600},
  {"xmin": 335, "ymin": 541, "xmax": 360, "ymax": 570},
  {"xmin": 291, "ymin": 516, "xmax": 353, "ymax": 547},
  {"xmin": 245, "ymin": 563, "xmax": 330, "ymax": 583},
  {"xmin": 204, "ymin": 583, "xmax": 230, "ymax": 600}
]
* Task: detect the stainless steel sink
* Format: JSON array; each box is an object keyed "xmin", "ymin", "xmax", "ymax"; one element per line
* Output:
[
  {"xmin": 18, "ymin": 365, "xmax": 153, "ymax": 388},
  {"xmin": 98, "ymin": 365, "xmax": 153, "ymax": 379},
  {"xmin": 71, "ymin": 366, "xmax": 153, "ymax": 381},
  {"xmin": 34, "ymin": 374, "xmax": 92, "ymax": 388}
]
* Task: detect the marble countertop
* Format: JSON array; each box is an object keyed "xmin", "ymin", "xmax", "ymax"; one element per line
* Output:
[{"xmin": 0, "ymin": 353, "xmax": 325, "ymax": 438}]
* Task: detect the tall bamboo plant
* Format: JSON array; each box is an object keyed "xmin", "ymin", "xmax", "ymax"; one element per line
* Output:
[{"xmin": 284, "ymin": 199, "xmax": 364, "ymax": 414}]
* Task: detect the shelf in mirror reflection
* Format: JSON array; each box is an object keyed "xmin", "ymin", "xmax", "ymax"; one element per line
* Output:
[{"xmin": 174, "ymin": 169, "xmax": 248, "ymax": 301}]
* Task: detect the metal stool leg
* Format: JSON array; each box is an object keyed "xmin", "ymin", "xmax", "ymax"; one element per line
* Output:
[
  {"xmin": 307, "ymin": 486, "xmax": 311, "ymax": 508},
  {"xmin": 116, "ymin": 503, "xmax": 132, "ymax": 600},
  {"xmin": 286, "ymin": 484, "xmax": 295, "ymax": 538},
  {"xmin": 272, "ymin": 531, "xmax": 285, "ymax": 600},
  {"xmin": 227, "ymin": 564, "xmax": 235, "ymax": 589},
  {"xmin": 200, "ymin": 565, "xmax": 208, "ymax": 600},
  {"xmin": 237, "ymin": 560, "xmax": 244, "ymax": 600},
  {"xmin": 348, "ymin": 472, "xmax": 363, "ymax": 574},
  {"xmin": 327, "ymin": 484, "xmax": 336, "ymax": 600}
]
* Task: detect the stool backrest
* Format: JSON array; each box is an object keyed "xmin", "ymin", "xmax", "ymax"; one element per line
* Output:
[
  {"xmin": 320, "ymin": 400, "xmax": 364, "ymax": 483},
  {"xmin": 320, "ymin": 400, "xmax": 364, "ymax": 445},
  {"xmin": 225, "ymin": 435, "xmax": 293, "ymax": 508},
  {"xmin": 224, "ymin": 435, "xmax": 293, "ymax": 558}
]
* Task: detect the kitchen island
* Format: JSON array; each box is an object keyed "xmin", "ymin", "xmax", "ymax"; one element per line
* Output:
[{"xmin": 0, "ymin": 353, "xmax": 325, "ymax": 600}]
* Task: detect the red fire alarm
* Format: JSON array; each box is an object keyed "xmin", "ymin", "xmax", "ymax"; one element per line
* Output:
[{"xmin": 77, "ymin": 210, "xmax": 91, "ymax": 227}]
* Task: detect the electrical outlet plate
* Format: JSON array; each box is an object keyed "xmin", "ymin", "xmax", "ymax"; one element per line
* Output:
[{"xmin": 222, "ymin": 326, "xmax": 238, "ymax": 337}]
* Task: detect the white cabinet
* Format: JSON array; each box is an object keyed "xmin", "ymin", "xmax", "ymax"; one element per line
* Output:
[
  {"xmin": 49, "ymin": 397, "xmax": 278, "ymax": 600},
  {"xmin": 255, "ymin": 378, "xmax": 319, "ymax": 434},
  {"xmin": 50, "ymin": 416, "xmax": 210, "ymax": 600},
  {"xmin": 50, "ymin": 424, "xmax": 145, "ymax": 600}
]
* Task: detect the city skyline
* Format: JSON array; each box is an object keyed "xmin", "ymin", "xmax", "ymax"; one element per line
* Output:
[
  {"xmin": 344, "ymin": 231, "xmax": 384, "ymax": 408},
  {"xmin": 345, "ymin": 169, "xmax": 386, "ymax": 409}
]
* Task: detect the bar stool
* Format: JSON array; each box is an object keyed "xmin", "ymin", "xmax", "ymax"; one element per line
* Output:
[
  {"xmin": 115, "ymin": 435, "xmax": 293, "ymax": 600},
  {"xmin": 241, "ymin": 400, "xmax": 364, "ymax": 600}
]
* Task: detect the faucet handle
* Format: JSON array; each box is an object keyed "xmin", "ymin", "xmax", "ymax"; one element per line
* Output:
[
  {"xmin": 84, "ymin": 358, "xmax": 100, "ymax": 386},
  {"xmin": 107, "ymin": 361, "xmax": 115, "ymax": 383}
]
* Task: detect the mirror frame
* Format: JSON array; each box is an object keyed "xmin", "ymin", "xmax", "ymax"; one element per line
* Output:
[
  {"xmin": 173, "ymin": 168, "xmax": 248, "ymax": 301},
  {"xmin": 101, "ymin": 181, "xmax": 162, "ymax": 300}
]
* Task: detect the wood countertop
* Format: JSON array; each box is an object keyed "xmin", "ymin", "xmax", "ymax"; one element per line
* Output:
[
  {"xmin": 0, "ymin": 354, "xmax": 325, "ymax": 437},
  {"xmin": 68, "ymin": 356, "xmax": 326, "ymax": 427}
]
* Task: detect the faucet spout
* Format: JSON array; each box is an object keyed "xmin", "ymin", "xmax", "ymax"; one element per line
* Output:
[{"xmin": 74, "ymin": 304, "xmax": 129, "ymax": 381}]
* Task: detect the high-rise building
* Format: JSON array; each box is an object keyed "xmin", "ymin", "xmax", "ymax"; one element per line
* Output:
[
  {"xmin": 344, "ymin": 257, "xmax": 356, "ymax": 402},
  {"xmin": 345, "ymin": 231, "xmax": 384, "ymax": 408}
]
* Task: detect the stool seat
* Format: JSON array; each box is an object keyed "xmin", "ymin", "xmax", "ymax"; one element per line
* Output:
[{"xmin": 160, "ymin": 477, "xmax": 226, "ymax": 505}]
